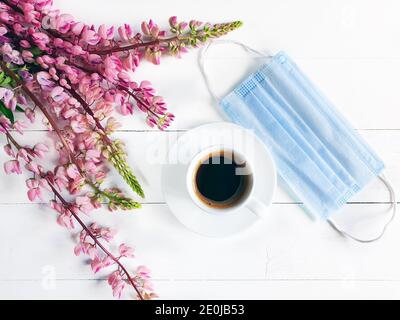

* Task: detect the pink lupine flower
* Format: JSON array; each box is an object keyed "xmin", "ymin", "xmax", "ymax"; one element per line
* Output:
[
  {"xmin": 0, "ymin": 26, "xmax": 7, "ymax": 36},
  {"xmin": 17, "ymin": 148, "xmax": 30, "ymax": 162},
  {"xmin": 102, "ymin": 256, "xmax": 114, "ymax": 268},
  {"xmin": 55, "ymin": 14, "xmax": 74, "ymax": 34},
  {"xmin": 70, "ymin": 115, "xmax": 88, "ymax": 133},
  {"xmin": 105, "ymin": 117, "xmax": 122, "ymax": 134},
  {"xmin": 145, "ymin": 47, "xmax": 161, "ymax": 65},
  {"xmin": 36, "ymin": 71, "xmax": 53, "ymax": 88},
  {"xmin": 50, "ymin": 86, "xmax": 67, "ymax": 103},
  {"xmin": 169, "ymin": 16, "xmax": 178, "ymax": 28},
  {"xmin": 90, "ymin": 256, "xmax": 103, "ymax": 273},
  {"xmin": 31, "ymin": 32, "xmax": 49, "ymax": 50},
  {"xmin": 24, "ymin": 108, "xmax": 36, "ymax": 123},
  {"xmin": 118, "ymin": 69, "xmax": 136, "ymax": 83},
  {"xmin": 136, "ymin": 265, "xmax": 151, "ymax": 279},
  {"xmin": 25, "ymin": 162, "xmax": 42, "ymax": 175},
  {"xmin": 145, "ymin": 116, "xmax": 157, "ymax": 128},
  {"xmin": 108, "ymin": 271, "xmax": 126, "ymax": 299},
  {"xmin": 0, "ymin": 116, "xmax": 11, "ymax": 133},
  {"xmin": 54, "ymin": 166, "xmax": 69, "ymax": 191},
  {"xmin": 56, "ymin": 211, "xmax": 74, "ymax": 229},
  {"xmin": 122, "ymin": 53, "xmax": 139, "ymax": 71},
  {"xmin": 0, "ymin": 88, "xmax": 15, "ymax": 110},
  {"xmin": 71, "ymin": 22, "xmax": 85, "ymax": 35},
  {"xmin": 85, "ymin": 149, "xmax": 101, "ymax": 163},
  {"xmin": 39, "ymin": 178, "xmax": 51, "ymax": 191},
  {"xmin": 69, "ymin": 176, "xmax": 85, "ymax": 194},
  {"xmin": 141, "ymin": 20, "xmax": 160, "ymax": 38},
  {"xmin": 4, "ymin": 160, "xmax": 22, "ymax": 175},
  {"xmin": 89, "ymin": 224, "xmax": 117, "ymax": 242},
  {"xmin": 94, "ymin": 171, "xmax": 106, "ymax": 183},
  {"xmin": 120, "ymin": 102, "xmax": 134, "ymax": 116},
  {"xmin": 118, "ymin": 24, "xmax": 133, "ymax": 41},
  {"xmin": 104, "ymin": 55, "xmax": 122, "ymax": 80},
  {"xmin": 87, "ymin": 246, "xmax": 99, "ymax": 260},
  {"xmin": 93, "ymin": 102, "xmax": 113, "ymax": 120},
  {"xmin": 73, "ymin": 243, "xmax": 85, "ymax": 256},
  {"xmin": 75, "ymin": 196, "xmax": 94, "ymax": 215},
  {"xmin": 26, "ymin": 178, "xmax": 43, "ymax": 201},
  {"xmin": 3, "ymin": 144, "xmax": 15, "ymax": 157},
  {"xmin": 21, "ymin": 50, "xmax": 34, "ymax": 63},
  {"xmin": 119, "ymin": 243, "xmax": 135, "ymax": 258},
  {"xmin": 33, "ymin": 143, "xmax": 49, "ymax": 159},
  {"xmin": 66, "ymin": 164, "xmax": 80, "ymax": 179},
  {"xmin": 13, "ymin": 120, "xmax": 28, "ymax": 134},
  {"xmin": 80, "ymin": 28, "xmax": 100, "ymax": 46},
  {"xmin": 98, "ymin": 24, "xmax": 109, "ymax": 40}
]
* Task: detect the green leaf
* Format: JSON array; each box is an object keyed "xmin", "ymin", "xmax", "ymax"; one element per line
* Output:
[
  {"xmin": 16, "ymin": 106, "xmax": 24, "ymax": 112},
  {"xmin": 0, "ymin": 101, "xmax": 15, "ymax": 123},
  {"xmin": 1, "ymin": 76, "xmax": 11, "ymax": 85},
  {"xmin": 30, "ymin": 47, "xmax": 42, "ymax": 57}
]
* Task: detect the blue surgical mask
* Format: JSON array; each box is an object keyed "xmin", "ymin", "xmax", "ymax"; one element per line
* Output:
[{"xmin": 199, "ymin": 41, "xmax": 396, "ymax": 242}]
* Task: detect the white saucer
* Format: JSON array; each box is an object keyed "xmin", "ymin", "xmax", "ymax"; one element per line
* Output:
[{"xmin": 162, "ymin": 122, "xmax": 276, "ymax": 237}]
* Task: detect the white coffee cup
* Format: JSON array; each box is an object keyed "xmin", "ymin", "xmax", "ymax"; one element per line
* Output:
[{"xmin": 186, "ymin": 145, "xmax": 269, "ymax": 217}]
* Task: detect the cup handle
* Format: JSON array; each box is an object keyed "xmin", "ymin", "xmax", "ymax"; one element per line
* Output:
[{"xmin": 246, "ymin": 198, "xmax": 270, "ymax": 218}]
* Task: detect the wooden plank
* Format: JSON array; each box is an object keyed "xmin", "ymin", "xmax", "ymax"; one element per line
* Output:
[
  {"xmin": 1, "ymin": 279, "xmax": 400, "ymax": 299},
  {"xmin": 12, "ymin": 57, "xmax": 400, "ymax": 131},
  {"xmin": 0, "ymin": 130, "xmax": 399, "ymax": 204},
  {"xmin": 0, "ymin": 203, "xmax": 399, "ymax": 282},
  {"xmin": 55, "ymin": 0, "xmax": 400, "ymax": 59}
]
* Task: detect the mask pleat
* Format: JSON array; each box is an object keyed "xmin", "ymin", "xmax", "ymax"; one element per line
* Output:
[
  {"xmin": 223, "ymin": 90, "xmax": 342, "ymax": 217},
  {"xmin": 253, "ymin": 73, "xmax": 356, "ymax": 195},
  {"xmin": 272, "ymin": 53, "xmax": 384, "ymax": 185},
  {"xmin": 220, "ymin": 52, "xmax": 385, "ymax": 218}
]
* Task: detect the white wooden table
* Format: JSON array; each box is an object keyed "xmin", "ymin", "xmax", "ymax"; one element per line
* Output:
[{"xmin": 1, "ymin": 0, "xmax": 400, "ymax": 299}]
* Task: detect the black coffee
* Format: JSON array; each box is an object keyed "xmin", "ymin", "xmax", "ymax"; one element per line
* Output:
[{"xmin": 194, "ymin": 150, "xmax": 251, "ymax": 208}]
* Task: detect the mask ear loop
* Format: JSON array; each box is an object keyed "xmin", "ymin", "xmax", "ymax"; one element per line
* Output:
[
  {"xmin": 198, "ymin": 39, "xmax": 272, "ymax": 103},
  {"xmin": 200, "ymin": 41, "xmax": 397, "ymax": 243},
  {"xmin": 327, "ymin": 174, "xmax": 396, "ymax": 243}
]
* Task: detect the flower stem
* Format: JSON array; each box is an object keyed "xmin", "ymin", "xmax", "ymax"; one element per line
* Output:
[
  {"xmin": 89, "ymin": 36, "xmax": 178, "ymax": 55},
  {"xmin": 45, "ymin": 179, "xmax": 144, "ymax": 300}
]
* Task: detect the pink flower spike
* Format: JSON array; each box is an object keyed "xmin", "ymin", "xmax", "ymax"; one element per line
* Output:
[{"xmin": 4, "ymin": 160, "xmax": 22, "ymax": 175}]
